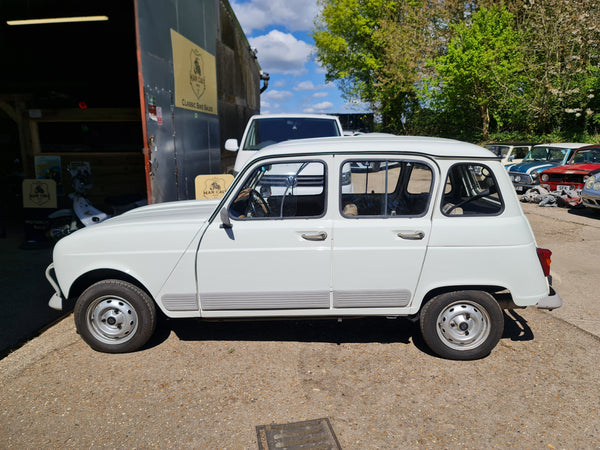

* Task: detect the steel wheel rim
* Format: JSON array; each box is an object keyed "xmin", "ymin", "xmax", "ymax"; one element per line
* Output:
[
  {"xmin": 436, "ymin": 300, "xmax": 491, "ymax": 351},
  {"xmin": 86, "ymin": 295, "xmax": 138, "ymax": 344}
]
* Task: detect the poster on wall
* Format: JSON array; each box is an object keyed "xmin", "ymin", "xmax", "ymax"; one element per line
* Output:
[
  {"xmin": 34, "ymin": 155, "xmax": 63, "ymax": 194},
  {"xmin": 171, "ymin": 29, "xmax": 218, "ymax": 115}
]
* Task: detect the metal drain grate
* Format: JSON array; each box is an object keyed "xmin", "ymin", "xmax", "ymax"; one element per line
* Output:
[{"xmin": 256, "ymin": 417, "xmax": 342, "ymax": 449}]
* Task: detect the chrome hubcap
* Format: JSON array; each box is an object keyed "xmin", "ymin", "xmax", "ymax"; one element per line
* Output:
[
  {"xmin": 87, "ymin": 296, "xmax": 138, "ymax": 344},
  {"xmin": 436, "ymin": 301, "xmax": 490, "ymax": 350}
]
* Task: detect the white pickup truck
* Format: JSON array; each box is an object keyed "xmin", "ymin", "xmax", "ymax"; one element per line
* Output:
[{"xmin": 225, "ymin": 113, "xmax": 343, "ymax": 174}]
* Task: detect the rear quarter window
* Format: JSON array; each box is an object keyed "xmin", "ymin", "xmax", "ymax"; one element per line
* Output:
[{"xmin": 442, "ymin": 163, "xmax": 503, "ymax": 216}]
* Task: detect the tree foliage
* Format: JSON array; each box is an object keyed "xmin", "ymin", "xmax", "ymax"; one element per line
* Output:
[
  {"xmin": 421, "ymin": 6, "xmax": 524, "ymax": 140},
  {"xmin": 313, "ymin": 0, "xmax": 600, "ymax": 142}
]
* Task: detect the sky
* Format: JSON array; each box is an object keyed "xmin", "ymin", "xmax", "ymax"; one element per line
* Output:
[{"xmin": 229, "ymin": 0, "xmax": 368, "ymax": 115}]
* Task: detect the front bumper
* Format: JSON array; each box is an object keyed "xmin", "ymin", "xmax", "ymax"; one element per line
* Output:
[
  {"xmin": 45, "ymin": 263, "xmax": 64, "ymax": 311},
  {"xmin": 536, "ymin": 286, "xmax": 562, "ymax": 310}
]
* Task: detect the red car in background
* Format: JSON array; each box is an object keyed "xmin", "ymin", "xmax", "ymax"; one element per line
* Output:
[{"xmin": 540, "ymin": 145, "xmax": 600, "ymax": 191}]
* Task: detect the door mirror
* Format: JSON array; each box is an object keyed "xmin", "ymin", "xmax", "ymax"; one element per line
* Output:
[
  {"xmin": 224, "ymin": 139, "xmax": 239, "ymax": 152},
  {"xmin": 219, "ymin": 207, "xmax": 232, "ymax": 229}
]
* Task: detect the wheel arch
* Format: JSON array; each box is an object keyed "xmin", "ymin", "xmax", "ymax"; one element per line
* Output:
[
  {"xmin": 419, "ymin": 285, "xmax": 513, "ymax": 311},
  {"xmin": 67, "ymin": 269, "xmax": 153, "ymax": 303}
]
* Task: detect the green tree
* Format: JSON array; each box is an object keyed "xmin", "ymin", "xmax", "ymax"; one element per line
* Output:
[
  {"xmin": 421, "ymin": 6, "xmax": 524, "ymax": 140},
  {"xmin": 518, "ymin": 0, "xmax": 600, "ymax": 136},
  {"xmin": 312, "ymin": 0, "xmax": 399, "ymax": 130},
  {"xmin": 313, "ymin": 0, "xmax": 492, "ymax": 134}
]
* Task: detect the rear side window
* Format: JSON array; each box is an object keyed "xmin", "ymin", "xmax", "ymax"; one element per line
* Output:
[
  {"xmin": 340, "ymin": 160, "xmax": 433, "ymax": 217},
  {"xmin": 442, "ymin": 163, "xmax": 503, "ymax": 216}
]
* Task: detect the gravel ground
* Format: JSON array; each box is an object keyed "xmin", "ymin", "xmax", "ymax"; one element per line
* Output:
[{"xmin": 1, "ymin": 203, "xmax": 600, "ymax": 449}]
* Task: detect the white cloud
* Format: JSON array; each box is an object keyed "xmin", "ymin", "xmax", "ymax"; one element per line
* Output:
[
  {"xmin": 262, "ymin": 89, "xmax": 294, "ymax": 102},
  {"xmin": 304, "ymin": 101, "xmax": 334, "ymax": 113},
  {"xmin": 312, "ymin": 92, "xmax": 328, "ymax": 98},
  {"xmin": 294, "ymin": 81, "xmax": 316, "ymax": 91},
  {"xmin": 250, "ymin": 30, "xmax": 314, "ymax": 76},
  {"xmin": 230, "ymin": 0, "xmax": 318, "ymax": 34}
]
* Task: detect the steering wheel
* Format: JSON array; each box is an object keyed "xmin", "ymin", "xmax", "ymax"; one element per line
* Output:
[{"xmin": 246, "ymin": 189, "xmax": 271, "ymax": 217}]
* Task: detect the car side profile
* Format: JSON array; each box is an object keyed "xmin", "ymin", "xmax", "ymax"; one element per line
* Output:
[{"xmin": 46, "ymin": 136, "xmax": 561, "ymax": 360}]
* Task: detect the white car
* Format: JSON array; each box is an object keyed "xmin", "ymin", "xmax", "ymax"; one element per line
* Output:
[
  {"xmin": 484, "ymin": 143, "xmax": 533, "ymax": 165},
  {"xmin": 225, "ymin": 114, "xmax": 343, "ymax": 174},
  {"xmin": 46, "ymin": 136, "xmax": 561, "ymax": 360}
]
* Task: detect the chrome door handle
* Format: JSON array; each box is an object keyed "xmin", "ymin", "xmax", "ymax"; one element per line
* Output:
[
  {"xmin": 302, "ymin": 232, "xmax": 328, "ymax": 241},
  {"xmin": 397, "ymin": 231, "xmax": 425, "ymax": 240}
]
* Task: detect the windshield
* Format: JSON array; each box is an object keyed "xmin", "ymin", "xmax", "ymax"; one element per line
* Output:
[
  {"xmin": 242, "ymin": 118, "xmax": 341, "ymax": 150},
  {"xmin": 569, "ymin": 148, "xmax": 600, "ymax": 164},
  {"xmin": 524, "ymin": 146, "xmax": 568, "ymax": 163}
]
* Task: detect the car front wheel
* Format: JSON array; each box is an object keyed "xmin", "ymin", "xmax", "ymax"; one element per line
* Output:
[
  {"xmin": 420, "ymin": 290, "xmax": 503, "ymax": 360},
  {"xmin": 74, "ymin": 279, "xmax": 157, "ymax": 353}
]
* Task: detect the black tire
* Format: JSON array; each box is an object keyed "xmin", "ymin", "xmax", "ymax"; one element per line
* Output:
[
  {"xmin": 419, "ymin": 290, "xmax": 503, "ymax": 360},
  {"xmin": 74, "ymin": 279, "xmax": 157, "ymax": 353}
]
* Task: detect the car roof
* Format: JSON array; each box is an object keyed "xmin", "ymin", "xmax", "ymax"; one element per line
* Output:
[
  {"xmin": 484, "ymin": 142, "xmax": 535, "ymax": 146},
  {"xmin": 246, "ymin": 135, "xmax": 496, "ymax": 161},
  {"xmin": 575, "ymin": 145, "xmax": 600, "ymax": 150},
  {"xmin": 533, "ymin": 142, "xmax": 589, "ymax": 149},
  {"xmin": 248, "ymin": 113, "xmax": 340, "ymax": 120}
]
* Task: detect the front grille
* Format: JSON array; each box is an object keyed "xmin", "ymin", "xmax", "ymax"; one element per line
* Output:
[{"xmin": 509, "ymin": 172, "xmax": 533, "ymax": 184}]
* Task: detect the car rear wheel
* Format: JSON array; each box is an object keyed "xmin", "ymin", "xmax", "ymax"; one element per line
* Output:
[
  {"xmin": 74, "ymin": 279, "xmax": 156, "ymax": 353},
  {"xmin": 420, "ymin": 290, "xmax": 503, "ymax": 360}
]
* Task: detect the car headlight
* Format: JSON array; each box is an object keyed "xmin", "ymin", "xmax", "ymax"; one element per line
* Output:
[
  {"xmin": 514, "ymin": 175, "xmax": 521, "ymax": 182},
  {"xmin": 595, "ymin": 182, "xmax": 600, "ymax": 191},
  {"xmin": 541, "ymin": 173, "xmax": 549, "ymax": 182},
  {"xmin": 509, "ymin": 175, "xmax": 515, "ymax": 182},
  {"xmin": 531, "ymin": 171, "xmax": 539, "ymax": 180},
  {"xmin": 586, "ymin": 175, "xmax": 597, "ymax": 189}
]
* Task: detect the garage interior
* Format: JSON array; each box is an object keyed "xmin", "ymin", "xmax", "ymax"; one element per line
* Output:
[
  {"xmin": 0, "ymin": 0, "xmax": 143, "ymax": 236},
  {"xmin": 0, "ymin": 0, "xmax": 262, "ymax": 241}
]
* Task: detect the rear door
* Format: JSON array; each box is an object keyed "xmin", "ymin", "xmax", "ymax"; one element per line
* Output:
[{"xmin": 332, "ymin": 158, "xmax": 435, "ymax": 308}]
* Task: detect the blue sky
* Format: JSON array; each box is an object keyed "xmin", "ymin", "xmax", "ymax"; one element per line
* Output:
[{"xmin": 230, "ymin": 0, "xmax": 368, "ymax": 115}]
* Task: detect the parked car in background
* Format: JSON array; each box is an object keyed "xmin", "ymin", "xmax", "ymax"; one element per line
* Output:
[
  {"xmin": 46, "ymin": 135, "xmax": 561, "ymax": 360},
  {"xmin": 581, "ymin": 168, "xmax": 600, "ymax": 211},
  {"xmin": 539, "ymin": 145, "xmax": 600, "ymax": 191},
  {"xmin": 505, "ymin": 143, "xmax": 587, "ymax": 193},
  {"xmin": 225, "ymin": 114, "xmax": 343, "ymax": 174},
  {"xmin": 484, "ymin": 142, "xmax": 534, "ymax": 165}
]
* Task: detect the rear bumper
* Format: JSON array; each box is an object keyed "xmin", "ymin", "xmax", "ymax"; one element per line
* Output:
[{"xmin": 536, "ymin": 286, "xmax": 562, "ymax": 310}]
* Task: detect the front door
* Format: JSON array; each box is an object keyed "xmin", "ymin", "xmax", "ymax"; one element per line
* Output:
[
  {"xmin": 197, "ymin": 159, "xmax": 332, "ymax": 312},
  {"xmin": 332, "ymin": 158, "xmax": 434, "ymax": 308}
]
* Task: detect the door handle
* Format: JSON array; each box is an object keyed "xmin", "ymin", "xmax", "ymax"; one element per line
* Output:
[
  {"xmin": 301, "ymin": 231, "xmax": 328, "ymax": 241},
  {"xmin": 397, "ymin": 231, "xmax": 425, "ymax": 240}
]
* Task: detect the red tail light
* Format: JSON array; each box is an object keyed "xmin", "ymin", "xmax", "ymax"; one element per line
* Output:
[{"xmin": 537, "ymin": 248, "xmax": 552, "ymax": 277}]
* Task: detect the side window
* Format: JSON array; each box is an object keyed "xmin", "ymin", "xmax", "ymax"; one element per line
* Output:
[
  {"xmin": 229, "ymin": 161, "xmax": 326, "ymax": 219},
  {"xmin": 514, "ymin": 147, "xmax": 529, "ymax": 159},
  {"xmin": 442, "ymin": 163, "xmax": 503, "ymax": 216},
  {"xmin": 340, "ymin": 160, "xmax": 433, "ymax": 217}
]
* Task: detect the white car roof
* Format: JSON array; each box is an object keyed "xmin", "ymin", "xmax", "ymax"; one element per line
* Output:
[
  {"xmin": 245, "ymin": 135, "xmax": 496, "ymax": 163},
  {"xmin": 248, "ymin": 113, "xmax": 340, "ymax": 120},
  {"xmin": 533, "ymin": 143, "xmax": 588, "ymax": 149}
]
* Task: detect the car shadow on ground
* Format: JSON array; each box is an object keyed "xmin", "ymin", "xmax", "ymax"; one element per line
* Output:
[
  {"xmin": 143, "ymin": 309, "xmax": 534, "ymax": 358},
  {"xmin": 567, "ymin": 206, "xmax": 600, "ymax": 219}
]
